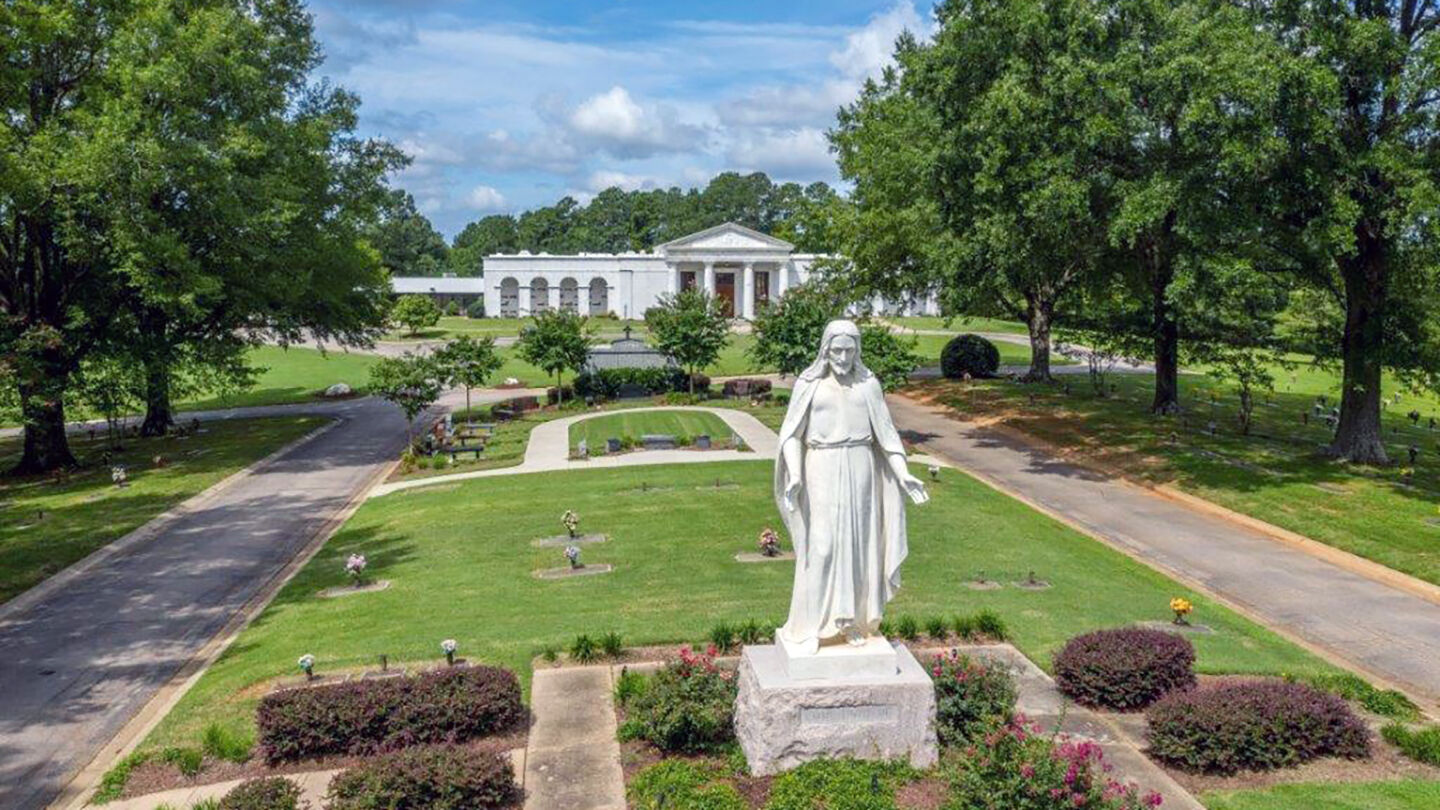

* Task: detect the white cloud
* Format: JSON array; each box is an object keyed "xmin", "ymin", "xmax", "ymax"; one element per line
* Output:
[
  {"xmin": 830, "ymin": 2, "xmax": 930, "ymax": 80},
  {"xmin": 565, "ymin": 86, "xmax": 709, "ymax": 159},
  {"xmin": 587, "ymin": 170, "xmax": 661, "ymax": 192},
  {"xmin": 466, "ymin": 185, "xmax": 508, "ymax": 212},
  {"xmin": 726, "ymin": 128, "xmax": 835, "ymax": 179}
]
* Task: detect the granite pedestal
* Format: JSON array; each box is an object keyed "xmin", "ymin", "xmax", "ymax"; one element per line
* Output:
[{"xmin": 734, "ymin": 637, "xmax": 937, "ymax": 775}]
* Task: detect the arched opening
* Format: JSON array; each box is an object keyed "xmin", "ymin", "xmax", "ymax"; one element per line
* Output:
[
  {"xmin": 559, "ymin": 277, "xmax": 579, "ymax": 313},
  {"xmin": 588, "ymin": 277, "xmax": 609, "ymax": 316},
  {"xmin": 499, "ymin": 277, "xmax": 519, "ymax": 318},
  {"xmin": 530, "ymin": 277, "xmax": 550, "ymax": 314}
]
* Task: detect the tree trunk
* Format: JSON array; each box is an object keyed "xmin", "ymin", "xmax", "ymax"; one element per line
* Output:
[
  {"xmin": 140, "ymin": 355, "xmax": 174, "ymax": 437},
  {"xmin": 1327, "ymin": 236, "xmax": 1389, "ymax": 464},
  {"xmin": 1150, "ymin": 253, "xmax": 1181, "ymax": 415},
  {"xmin": 12, "ymin": 368, "xmax": 77, "ymax": 475},
  {"xmin": 1021, "ymin": 294, "xmax": 1053, "ymax": 383}
]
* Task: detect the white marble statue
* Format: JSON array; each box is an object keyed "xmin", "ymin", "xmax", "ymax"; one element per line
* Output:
[{"xmin": 774, "ymin": 319, "xmax": 929, "ymax": 655}]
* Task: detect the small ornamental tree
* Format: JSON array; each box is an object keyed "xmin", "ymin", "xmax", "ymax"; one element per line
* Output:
[
  {"xmin": 747, "ymin": 283, "xmax": 844, "ymax": 376},
  {"xmin": 368, "ymin": 353, "xmax": 443, "ymax": 442},
  {"xmin": 645, "ymin": 289, "xmax": 730, "ymax": 394},
  {"xmin": 432, "ymin": 336, "xmax": 502, "ymax": 420},
  {"xmin": 858, "ymin": 325, "xmax": 921, "ymax": 391},
  {"xmin": 516, "ymin": 310, "xmax": 592, "ymax": 403},
  {"xmin": 391, "ymin": 295, "xmax": 441, "ymax": 337}
]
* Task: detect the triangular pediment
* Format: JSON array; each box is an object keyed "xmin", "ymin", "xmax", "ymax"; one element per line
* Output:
[{"xmin": 657, "ymin": 222, "xmax": 793, "ymax": 253}]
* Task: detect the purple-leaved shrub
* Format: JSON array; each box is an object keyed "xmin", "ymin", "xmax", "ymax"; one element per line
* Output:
[{"xmin": 1054, "ymin": 628, "xmax": 1195, "ymax": 710}]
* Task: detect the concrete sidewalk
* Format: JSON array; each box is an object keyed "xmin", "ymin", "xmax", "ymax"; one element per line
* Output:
[
  {"xmin": 524, "ymin": 666, "xmax": 625, "ymax": 810},
  {"xmin": 888, "ymin": 394, "xmax": 1440, "ymax": 710},
  {"xmin": 371, "ymin": 405, "xmax": 780, "ymax": 498}
]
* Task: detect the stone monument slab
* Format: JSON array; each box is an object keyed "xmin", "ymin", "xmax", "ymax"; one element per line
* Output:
[
  {"xmin": 735, "ymin": 642, "xmax": 937, "ymax": 776},
  {"xmin": 776, "ymin": 633, "xmax": 898, "ymax": 680}
]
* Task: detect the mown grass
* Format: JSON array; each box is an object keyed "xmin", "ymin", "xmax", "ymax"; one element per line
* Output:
[
  {"xmin": 182, "ymin": 346, "xmax": 381, "ymax": 411},
  {"xmin": 0, "ymin": 416, "xmax": 325, "ymax": 603},
  {"xmin": 1201, "ymin": 779, "xmax": 1440, "ymax": 810},
  {"xmin": 914, "ymin": 359, "xmax": 1440, "ymax": 586},
  {"xmin": 569, "ymin": 409, "xmax": 733, "ymax": 451},
  {"xmin": 143, "ymin": 459, "xmax": 1334, "ymax": 753}
]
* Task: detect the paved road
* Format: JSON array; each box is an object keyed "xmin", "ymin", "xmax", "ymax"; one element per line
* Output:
[
  {"xmin": 0, "ymin": 391, "xmax": 513, "ymax": 810},
  {"xmin": 888, "ymin": 395, "xmax": 1440, "ymax": 709}
]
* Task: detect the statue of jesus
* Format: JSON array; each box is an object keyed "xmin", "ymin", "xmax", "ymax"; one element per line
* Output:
[{"xmin": 774, "ymin": 319, "xmax": 929, "ymax": 656}]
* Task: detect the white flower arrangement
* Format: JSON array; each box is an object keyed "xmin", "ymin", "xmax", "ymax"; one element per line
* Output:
[
  {"xmin": 927, "ymin": 463, "xmax": 941, "ymax": 481},
  {"xmin": 564, "ymin": 544, "xmax": 582, "ymax": 568},
  {"xmin": 298, "ymin": 653, "xmax": 315, "ymax": 680},
  {"xmin": 345, "ymin": 553, "xmax": 368, "ymax": 586},
  {"xmin": 441, "ymin": 638, "xmax": 458, "ymax": 665},
  {"xmin": 562, "ymin": 509, "xmax": 580, "ymax": 538},
  {"xmin": 111, "ymin": 465, "xmax": 127, "ymax": 486}
]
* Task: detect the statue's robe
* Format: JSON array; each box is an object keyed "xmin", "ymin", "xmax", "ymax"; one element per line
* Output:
[{"xmin": 773, "ymin": 371, "xmax": 909, "ymax": 647}]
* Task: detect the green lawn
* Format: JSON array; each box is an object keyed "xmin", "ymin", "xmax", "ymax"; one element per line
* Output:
[
  {"xmin": 182, "ymin": 346, "xmax": 381, "ymax": 411},
  {"xmin": 384, "ymin": 316, "xmax": 646, "ymax": 343},
  {"xmin": 890, "ymin": 315, "xmax": 1030, "ymax": 335},
  {"xmin": 907, "ymin": 332, "xmax": 1064, "ymax": 368},
  {"xmin": 1202, "ymin": 780, "xmax": 1440, "ymax": 810},
  {"xmin": 569, "ymin": 409, "xmax": 733, "ymax": 451},
  {"xmin": 0, "ymin": 416, "xmax": 325, "ymax": 604},
  {"xmin": 143, "ymin": 459, "xmax": 1333, "ymax": 754},
  {"xmin": 914, "ymin": 356, "xmax": 1440, "ymax": 586}
]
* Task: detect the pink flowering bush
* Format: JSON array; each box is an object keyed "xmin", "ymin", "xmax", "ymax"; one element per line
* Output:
[
  {"xmin": 947, "ymin": 716, "xmax": 1163, "ymax": 810},
  {"xmin": 618, "ymin": 646, "xmax": 737, "ymax": 753},
  {"xmin": 932, "ymin": 651, "xmax": 1018, "ymax": 747}
]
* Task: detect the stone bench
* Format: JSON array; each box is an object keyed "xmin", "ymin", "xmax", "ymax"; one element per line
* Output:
[{"xmin": 641, "ymin": 434, "xmax": 676, "ymax": 450}]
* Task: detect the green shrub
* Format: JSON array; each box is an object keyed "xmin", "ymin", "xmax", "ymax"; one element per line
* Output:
[
  {"xmin": 218, "ymin": 777, "xmax": 302, "ymax": 810},
  {"xmin": 764, "ymin": 758, "xmax": 912, "ymax": 810},
  {"xmin": 1304, "ymin": 672, "xmax": 1421, "ymax": 721},
  {"xmin": 160, "ymin": 746, "xmax": 203, "ymax": 777},
  {"xmin": 573, "ymin": 367, "xmax": 690, "ymax": 399},
  {"xmin": 893, "ymin": 615, "xmax": 920, "ymax": 641},
  {"xmin": 940, "ymin": 334, "xmax": 1000, "ymax": 379},
  {"xmin": 709, "ymin": 622, "xmax": 738, "ymax": 653},
  {"xmin": 465, "ymin": 300, "xmax": 485, "ymax": 318},
  {"xmin": 92, "ymin": 751, "xmax": 151, "ymax": 804},
  {"xmin": 627, "ymin": 760, "xmax": 745, "ymax": 810},
  {"xmin": 737, "ymin": 619, "xmax": 769, "ymax": 645},
  {"xmin": 951, "ymin": 614, "xmax": 977, "ymax": 640},
  {"xmin": 202, "ymin": 723, "xmax": 253, "ymax": 764},
  {"xmin": 931, "ymin": 651, "xmax": 1017, "ymax": 747},
  {"xmin": 1054, "ymin": 628, "xmax": 1194, "ymax": 710},
  {"xmin": 924, "ymin": 616, "xmax": 949, "ymax": 641},
  {"xmin": 326, "ymin": 744, "xmax": 521, "ymax": 810},
  {"xmin": 973, "ymin": 609, "xmax": 1008, "ymax": 641},
  {"xmin": 541, "ymin": 645, "xmax": 559, "ymax": 664},
  {"xmin": 620, "ymin": 647, "xmax": 737, "ymax": 753},
  {"xmin": 1383, "ymin": 724, "xmax": 1440, "ymax": 766},
  {"xmin": 600, "ymin": 631, "xmax": 624, "ymax": 658},
  {"xmin": 569, "ymin": 634, "xmax": 599, "ymax": 663},
  {"xmin": 614, "ymin": 667, "xmax": 649, "ymax": 706}
]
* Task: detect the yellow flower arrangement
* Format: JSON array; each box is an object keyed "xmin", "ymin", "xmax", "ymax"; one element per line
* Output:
[{"xmin": 1170, "ymin": 597, "xmax": 1194, "ymax": 626}]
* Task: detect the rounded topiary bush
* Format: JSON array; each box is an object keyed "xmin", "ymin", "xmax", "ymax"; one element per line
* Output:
[
  {"xmin": 1053, "ymin": 628, "xmax": 1196, "ymax": 710},
  {"xmin": 1147, "ymin": 680, "xmax": 1371, "ymax": 774},
  {"xmin": 326, "ymin": 745, "xmax": 522, "ymax": 810},
  {"xmin": 941, "ymin": 334, "xmax": 1001, "ymax": 379}
]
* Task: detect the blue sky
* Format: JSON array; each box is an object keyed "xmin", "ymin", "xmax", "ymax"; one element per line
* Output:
[{"xmin": 308, "ymin": 1, "xmax": 937, "ymax": 237}]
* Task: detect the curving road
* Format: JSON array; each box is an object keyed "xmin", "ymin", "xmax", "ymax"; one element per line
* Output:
[{"xmin": 0, "ymin": 390, "xmax": 528, "ymax": 810}]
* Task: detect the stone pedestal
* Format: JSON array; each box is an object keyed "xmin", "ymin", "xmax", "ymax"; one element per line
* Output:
[{"xmin": 734, "ymin": 639, "xmax": 937, "ymax": 776}]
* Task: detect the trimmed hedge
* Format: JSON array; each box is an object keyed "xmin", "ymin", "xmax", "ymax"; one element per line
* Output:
[
  {"xmin": 572, "ymin": 367, "xmax": 690, "ymax": 399},
  {"xmin": 1054, "ymin": 628, "xmax": 1195, "ymax": 710},
  {"xmin": 940, "ymin": 334, "xmax": 1000, "ymax": 379},
  {"xmin": 326, "ymin": 745, "xmax": 522, "ymax": 810},
  {"xmin": 256, "ymin": 666, "xmax": 524, "ymax": 764},
  {"xmin": 1147, "ymin": 680, "xmax": 1370, "ymax": 774},
  {"xmin": 219, "ymin": 777, "xmax": 303, "ymax": 810}
]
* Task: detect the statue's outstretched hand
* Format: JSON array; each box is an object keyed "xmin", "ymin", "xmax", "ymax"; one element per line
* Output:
[
  {"xmin": 783, "ymin": 475, "xmax": 802, "ymax": 512},
  {"xmin": 900, "ymin": 473, "xmax": 930, "ymax": 504}
]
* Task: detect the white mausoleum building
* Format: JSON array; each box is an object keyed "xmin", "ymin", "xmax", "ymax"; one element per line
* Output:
[{"xmin": 479, "ymin": 222, "xmax": 937, "ymax": 320}]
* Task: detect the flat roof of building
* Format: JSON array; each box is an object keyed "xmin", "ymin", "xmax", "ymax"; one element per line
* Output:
[{"xmin": 391, "ymin": 276, "xmax": 485, "ymax": 294}]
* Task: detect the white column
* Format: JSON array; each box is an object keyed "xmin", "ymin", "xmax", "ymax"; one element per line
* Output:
[
  {"xmin": 703, "ymin": 261, "xmax": 716, "ymax": 298},
  {"xmin": 668, "ymin": 263, "xmax": 678, "ymax": 296},
  {"xmin": 742, "ymin": 262, "xmax": 755, "ymax": 320},
  {"xmin": 776, "ymin": 261, "xmax": 788, "ymax": 298}
]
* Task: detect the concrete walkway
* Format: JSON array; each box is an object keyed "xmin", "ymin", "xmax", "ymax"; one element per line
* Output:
[
  {"xmin": 887, "ymin": 394, "xmax": 1440, "ymax": 710},
  {"xmin": 525, "ymin": 666, "xmax": 625, "ymax": 810},
  {"xmin": 0, "ymin": 391, "xmax": 524, "ymax": 810},
  {"xmin": 371, "ymin": 406, "xmax": 779, "ymax": 498}
]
